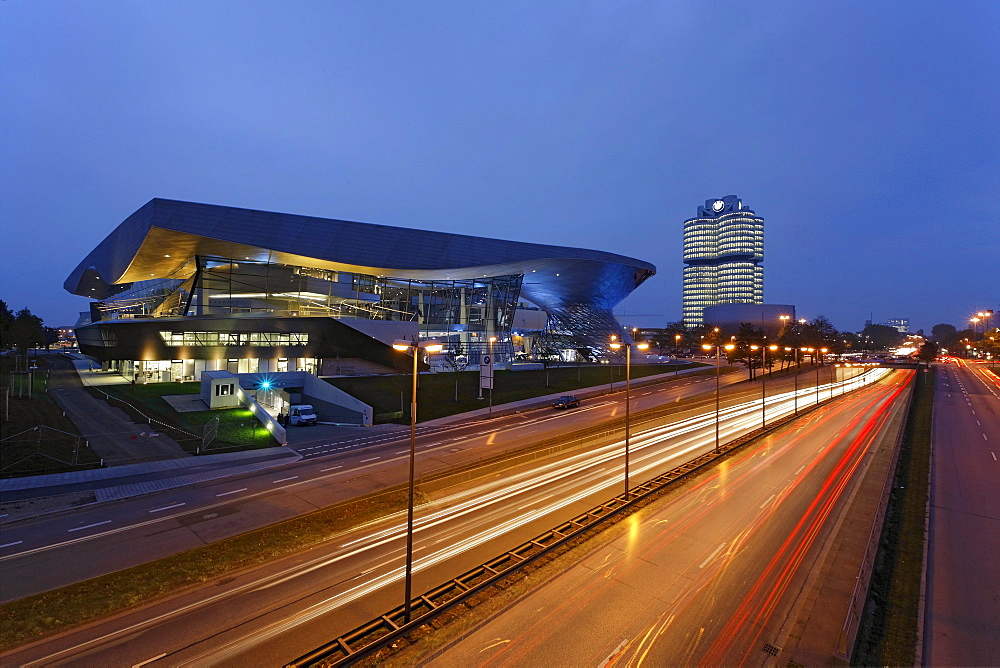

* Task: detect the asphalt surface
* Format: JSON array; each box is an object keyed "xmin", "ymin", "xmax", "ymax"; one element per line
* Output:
[
  {"xmin": 1, "ymin": 365, "xmax": 839, "ymax": 600},
  {"xmin": 0, "ymin": 366, "xmax": 885, "ymax": 667},
  {"xmin": 43, "ymin": 356, "xmax": 190, "ymax": 464},
  {"xmin": 425, "ymin": 370, "xmax": 914, "ymax": 667},
  {"xmin": 924, "ymin": 360, "xmax": 1000, "ymax": 666}
]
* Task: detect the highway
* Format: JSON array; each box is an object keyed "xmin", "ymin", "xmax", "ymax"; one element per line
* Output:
[
  {"xmin": 924, "ymin": 359, "xmax": 1000, "ymax": 666},
  {"xmin": 0, "ymin": 364, "xmax": 864, "ymax": 600},
  {"xmin": 0, "ymin": 366, "xmax": 886, "ymax": 667},
  {"xmin": 424, "ymin": 369, "xmax": 914, "ymax": 667}
]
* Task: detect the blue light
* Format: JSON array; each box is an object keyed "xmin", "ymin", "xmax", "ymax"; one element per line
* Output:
[{"xmin": 260, "ymin": 380, "xmax": 271, "ymax": 389}]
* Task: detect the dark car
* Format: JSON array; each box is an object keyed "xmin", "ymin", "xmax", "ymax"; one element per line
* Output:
[{"xmin": 552, "ymin": 395, "xmax": 581, "ymax": 409}]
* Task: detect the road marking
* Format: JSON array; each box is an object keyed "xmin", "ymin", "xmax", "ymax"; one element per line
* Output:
[
  {"xmin": 0, "ymin": 514, "xmax": 7, "ymax": 519},
  {"xmin": 149, "ymin": 503, "xmax": 185, "ymax": 513},
  {"xmin": 700, "ymin": 542, "xmax": 727, "ymax": 568},
  {"xmin": 395, "ymin": 450, "xmax": 409, "ymax": 454},
  {"xmin": 273, "ymin": 476, "xmax": 299, "ymax": 483},
  {"xmin": 795, "ymin": 465, "xmax": 805, "ymax": 475},
  {"xmin": 321, "ymin": 465, "xmax": 343, "ymax": 472},
  {"xmin": 992, "ymin": 452, "xmax": 997, "ymax": 461},
  {"xmin": 360, "ymin": 457, "xmax": 380, "ymax": 463},
  {"xmin": 216, "ymin": 488, "xmax": 248, "ymax": 497},
  {"xmin": 760, "ymin": 494, "xmax": 776, "ymax": 509},
  {"xmin": 0, "ymin": 541, "xmax": 22, "ymax": 549},
  {"xmin": 68, "ymin": 520, "xmax": 112, "ymax": 533},
  {"xmin": 984, "ymin": 434, "xmax": 989, "ymax": 441},
  {"xmin": 132, "ymin": 653, "xmax": 166, "ymax": 667}
]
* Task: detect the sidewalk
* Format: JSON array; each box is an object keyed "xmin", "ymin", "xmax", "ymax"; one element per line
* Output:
[{"xmin": 48, "ymin": 354, "xmax": 191, "ymax": 463}]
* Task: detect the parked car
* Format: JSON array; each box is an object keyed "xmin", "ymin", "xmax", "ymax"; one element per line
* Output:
[
  {"xmin": 552, "ymin": 395, "xmax": 581, "ymax": 409},
  {"xmin": 288, "ymin": 404, "xmax": 318, "ymax": 426}
]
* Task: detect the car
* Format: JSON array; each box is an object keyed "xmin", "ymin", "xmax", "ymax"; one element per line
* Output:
[
  {"xmin": 288, "ymin": 404, "xmax": 318, "ymax": 426},
  {"xmin": 552, "ymin": 395, "xmax": 581, "ymax": 409}
]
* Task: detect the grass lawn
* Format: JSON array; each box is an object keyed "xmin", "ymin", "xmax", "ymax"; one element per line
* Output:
[
  {"xmin": 853, "ymin": 366, "xmax": 933, "ymax": 664},
  {"xmin": 91, "ymin": 383, "xmax": 281, "ymax": 452},
  {"xmin": 0, "ymin": 487, "xmax": 423, "ymax": 652},
  {"xmin": 1, "ymin": 356, "xmax": 102, "ymax": 477},
  {"xmin": 328, "ymin": 362, "xmax": 704, "ymax": 423}
]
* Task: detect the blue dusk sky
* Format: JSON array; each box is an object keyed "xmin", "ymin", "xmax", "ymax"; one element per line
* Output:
[{"xmin": 1, "ymin": 1, "xmax": 997, "ymax": 334}]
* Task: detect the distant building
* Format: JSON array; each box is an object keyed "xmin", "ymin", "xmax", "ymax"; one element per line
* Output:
[
  {"xmin": 682, "ymin": 195, "xmax": 764, "ymax": 327},
  {"xmin": 56, "ymin": 326, "xmax": 77, "ymax": 348},
  {"xmin": 885, "ymin": 318, "xmax": 910, "ymax": 334},
  {"xmin": 702, "ymin": 303, "xmax": 796, "ymax": 338}
]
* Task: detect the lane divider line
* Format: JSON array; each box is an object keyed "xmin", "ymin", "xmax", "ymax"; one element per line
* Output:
[
  {"xmin": 149, "ymin": 503, "xmax": 185, "ymax": 514},
  {"xmin": 68, "ymin": 520, "xmax": 112, "ymax": 533}
]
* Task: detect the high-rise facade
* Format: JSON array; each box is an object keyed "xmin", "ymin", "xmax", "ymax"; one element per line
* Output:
[{"xmin": 682, "ymin": 195, "xmax": 764, "ymax": 327}]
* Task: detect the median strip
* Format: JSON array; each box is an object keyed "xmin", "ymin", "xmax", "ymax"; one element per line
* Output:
[{"xmin": 0, "ymin": 487, "xmax": 420, "ymax": 652}]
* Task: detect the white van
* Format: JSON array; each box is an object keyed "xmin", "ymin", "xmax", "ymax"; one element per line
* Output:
[{"xmin": 288, "ymin": 404, "xmax": 318, "ymax": 426}]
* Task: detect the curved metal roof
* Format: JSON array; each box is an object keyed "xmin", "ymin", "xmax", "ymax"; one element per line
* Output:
[{"xmin": 65, "ymin": 199, "xmax": 655, "ymax": 310}]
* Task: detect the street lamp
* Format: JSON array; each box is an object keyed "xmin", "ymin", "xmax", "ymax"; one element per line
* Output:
[
  {"xmin": 702, "ymin": 342, "xmax": 736, "ymax": 453},
  {"xmin": 488, "ymin": 336, "xmax": 497, "ymax": 415},
  {"xmin": 610, "ymin": 338, "xmax": 649, "ymax": 496},
  {"xmin": 785, "ymin": 346, "xmax": 801, "ymax": 414},
  {"xmin": 808, "ymin": 347, "xmax": 829, "ymax": 404},
  {"xmin": 391, "ymin": 337, "xmax": 443, "ymax": 624},
  {"xmin": 750, "ymin": 343, "xmax": 779, "ymax": 427}
]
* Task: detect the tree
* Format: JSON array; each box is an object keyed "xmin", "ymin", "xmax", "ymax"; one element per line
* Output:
[
  {"xmin": 859, "ymin": 323, "xmax": 904, "ymax": 351},
  {"xmin": 440, "ymin": 344, "xmax": 470, "ymax": 402},
  {"xmin": 733, "ymin": 322, "xmax": 764, "ymax": 380},
  {"xmin": 11, "ymin": 307, "xmax": 44, "ymax": 354},
  {"xmin": 917, "ymin": 340, "xmax": 939, "ymax": 364},
  {"xmin": 0, "ymin": 300, "xmax": 13, "ymax": 351},
  {"xmin": 930, "ymin": 323, "xmax": 959, "ymax": 347}
]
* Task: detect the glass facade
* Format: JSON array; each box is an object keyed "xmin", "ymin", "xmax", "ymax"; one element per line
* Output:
[
  {"xmin": 92, "ymin": 255, "xmax": 523, "ymax": 363},
  {"xmin": 682, "ymin": 196, "xmax": 764, "ymax": 327},
  {"xmin": 68, "ymin": 199, "xmax": 656, "ymax": 376}
]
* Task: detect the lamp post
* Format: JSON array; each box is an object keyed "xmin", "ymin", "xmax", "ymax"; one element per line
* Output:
[
  {"xmin": 488, "ymin": 336, "xmax": 496, "ymax": 415},
  {"xmin": 674, "ymin": 334, "xmax": 682, "ymax": 375},
  {"xmin": 808, "ymin": 347, "xmax": 828, "ymax": 405},
  {"xmin": 610, "ymin": 338, "xmax": 649, "ymax": 496},
  {"xmin": 785, "ymin": 346, "xmax": 800, "ymax": 414},
  {"xmin": 702, "ymin": 342, "xmax": 736, "ymax": 453},
  {"xmin": 750, "ymin": 343, "xmax": 778, "ymax": 427},
  {"xmin": 392, "ymin": 337, "xmax": 443, "ymax": 624}
]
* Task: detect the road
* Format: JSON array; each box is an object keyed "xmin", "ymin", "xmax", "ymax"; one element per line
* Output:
[
  {"xmin": 0, "ymin": 366, "xmax": 887, "ymax": 667},
  {"xmin": 424, "ymin": 369, "xmax": 914, "ymax": 667},
  {"xmin": 0, "ymin": 364, "xmax": 864, "ymax": 601},
  {"xmin": 924, "ymin": 359, "xmax": 1000, "ymax": 666}
]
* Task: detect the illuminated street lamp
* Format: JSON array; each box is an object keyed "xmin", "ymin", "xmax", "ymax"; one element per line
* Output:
[
  {"xmin": 785, "ymin": 346, "xmax": 801, "ymax": 414},
  {"xmin": 610, "ymin": 337, "xmax": 649, "ymax": 496},
  {"xmin": 808, "ymin": 347, "xmax": 829, "ymax": 404},
  {"xmin": 392, "ymin": 337, "xmax": 443, "ymax": 624},
  {"xmin": 750, "ymin": 343, "xmax": 779, "ymax": 427},
  {"xmin": 702, "ymin": 342, "xmax": 736, "ymax": 453},
  {"xmin": 488, "ymin": 336, "xmax": 497, "ymax": 415},
  {"xmin": 674, "ymin": 333, "xmax": 683, "ymax": 375}
]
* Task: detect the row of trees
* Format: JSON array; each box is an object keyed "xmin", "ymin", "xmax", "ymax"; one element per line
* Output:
[
  {"xmin": 0, "ymin": 301, "xmax": 56, "ymax": 354},
  {"xmin": 642, "ymin": 316, "xmax": 906, "ymax": 359},
  {"xmin": 930, "ymin": 321, "xmax": 999, "ymax": 360}
]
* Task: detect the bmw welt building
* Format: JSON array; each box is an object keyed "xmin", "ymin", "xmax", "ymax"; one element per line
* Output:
[{"xmin": 66, "ymin": 199, "xmax": 655, "ymax": 382}]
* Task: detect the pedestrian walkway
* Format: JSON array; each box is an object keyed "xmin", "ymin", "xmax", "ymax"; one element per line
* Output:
[{"xmin": 48, "ymin": 354, "xmax": 191, "ymax": 463}]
